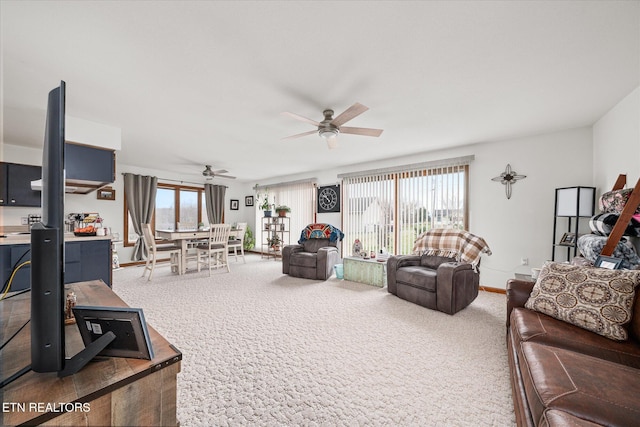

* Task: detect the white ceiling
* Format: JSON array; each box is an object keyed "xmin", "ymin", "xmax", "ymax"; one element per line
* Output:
[{"xmin": 2, "ymin": 1, "xmax": 639, "ymax": 184}]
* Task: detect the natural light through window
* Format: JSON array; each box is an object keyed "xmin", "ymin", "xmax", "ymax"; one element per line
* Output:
[
  {"xmin": 340, "ymin": 156, "xmax": 471, "ymax": 255},
  {"xmin": 156, "ymin": 188, "xmax": 176, "ymax": 230},
  {"xmin": 125, "ymin": 183, "xmax": 205, "ymax": 246}
]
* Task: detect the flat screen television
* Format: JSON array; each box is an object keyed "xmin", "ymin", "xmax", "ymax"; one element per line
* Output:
[
  {"xmin": 30, "ymin": 81, "xmax": 115, "ymax": 378},
  {"xmin": 30, "ymin": 80, "xmax": 66, "ymax": 373}
]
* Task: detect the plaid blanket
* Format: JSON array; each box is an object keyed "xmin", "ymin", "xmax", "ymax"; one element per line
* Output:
[
  {"xmin": 298, "ymin": 223, "xmax": 344, "ymax": 244},
  {"xmin": 412, "ymin": 229, "xmax": 492, "ymax": 267}
]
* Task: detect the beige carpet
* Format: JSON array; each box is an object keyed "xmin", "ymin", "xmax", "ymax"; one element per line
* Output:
[{"xmin": 112, "ymin": 254, "xmax": 515, "ymax": 426}]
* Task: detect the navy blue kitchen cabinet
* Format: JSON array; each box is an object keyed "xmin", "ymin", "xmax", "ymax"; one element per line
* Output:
[
  {"xmin": 65, "ymin": 142, "xmax": 115, "ymax": 191},
  {"xmin": 0, "ymin": 244, "xmax": 32, "ymax": 292},
  {"xmin": 0, "ymin": 162, "xmax": 42, "ymax": 207},
  {"xmin": 0, "ymin": 239, "xmax": 112, "ymax": 292}
]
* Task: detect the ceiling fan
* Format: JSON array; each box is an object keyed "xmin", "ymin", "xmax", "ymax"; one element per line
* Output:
[
  {"xmin": 282, "ymin": 102, "xmax": 383, "ymax": 149},
  {"xmin": 202, "ymin": 165, "xmax": 236, "ymax": 180}
]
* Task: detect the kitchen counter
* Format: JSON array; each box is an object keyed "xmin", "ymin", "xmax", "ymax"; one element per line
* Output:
[{"xmin": 0, "ymin": 233, "xmax": 114, "ymax": 245}]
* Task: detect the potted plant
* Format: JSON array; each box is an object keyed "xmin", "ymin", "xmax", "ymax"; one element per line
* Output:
[
  {"xmin": 275, "ymin": 205, "xmax": 291, "ymax": 217},
  {"xmin": 243, "ymin": 225, "xmax": 255, "ymax": 251},
  {"xmin": 267, "ymin": 234, "xmax": 282, "ymax": 251},
  {"xmin": 260, "ymin": 196, "xmax": 272, "ymax": 216},
  {"xmin": 258, "ymin": 188, "xmax": 273, "ymax": 217}
]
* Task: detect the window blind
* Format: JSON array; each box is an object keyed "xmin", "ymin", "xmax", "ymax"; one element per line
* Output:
[
  {"xmin": 254, "ymin": 180, "xmax": 316, "ymax": 247},
  {"xmin": 342, "ymin": 157, "xmax": 470, "ymax": 255}
]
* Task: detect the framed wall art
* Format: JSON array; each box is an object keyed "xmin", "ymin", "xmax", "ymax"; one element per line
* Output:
[
  {"xmin": 245, "ymin": 196, "xmax": 254, "ymax": 207},
  {"xmin": 230, "ymin": 199, "xmax": 239, "ymax": 210},
  {"xmin": 97, "ymin": 187, "xmax": 115, "ymax": 201}
]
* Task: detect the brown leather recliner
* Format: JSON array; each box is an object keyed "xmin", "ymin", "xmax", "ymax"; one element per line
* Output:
[
  {"xmin": 387, "ymin": 254, "xmax": 480, "ymax": 314},
  {"xmin": 282, "ymin": 238, "xmax": 340, "ymax": 280}
]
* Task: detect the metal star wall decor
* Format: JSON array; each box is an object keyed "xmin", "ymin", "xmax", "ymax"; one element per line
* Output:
[{"xmin": 491, "ymin": 164, "xmax": 526, "ymax": 199}]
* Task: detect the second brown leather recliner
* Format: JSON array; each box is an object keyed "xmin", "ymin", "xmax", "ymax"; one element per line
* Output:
[{"xmin": 387, "ymin": 254, "xmax": 480, "ymax": 315}]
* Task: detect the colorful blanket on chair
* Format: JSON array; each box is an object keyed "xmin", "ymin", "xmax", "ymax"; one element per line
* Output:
[
  {"xmin": 412, "ymin": 228, "xmax": 492, "ymax": 267},
  {"xmin": 298, "ymin": 223, "xmax": 344, "ymax": 244}
]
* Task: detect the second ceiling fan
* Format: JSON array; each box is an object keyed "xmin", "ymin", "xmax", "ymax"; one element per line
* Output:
[
  {"xmin": 282, "ymin": 102, "xmax": 383, "ymax": 149},
  {"xmin": 202, "ymin": 165, "xmax": 236, "ymax": 180}
]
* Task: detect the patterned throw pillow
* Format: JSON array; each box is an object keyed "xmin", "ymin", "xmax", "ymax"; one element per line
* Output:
[{"xmin": 525, "ymin": 261, "xmax": 640, "ymax": 341}]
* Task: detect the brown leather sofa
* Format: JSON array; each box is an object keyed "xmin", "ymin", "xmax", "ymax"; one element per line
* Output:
[
  {"xmin": 282, "ymin": 238, "xmax": 339, "ymax": 280},
  {"xmin": 506, "ymin": 279, "xmax": 640, "ymax": 426},
  {"xmin": 387, "ymin": 254, "xmax": 480, "ymax": 314}
]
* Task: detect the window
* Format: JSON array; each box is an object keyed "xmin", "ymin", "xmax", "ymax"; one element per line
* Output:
[
  {"xmin": 156, "ymin": 188, "xmax": 176, "ymax": 230},
  {"xmin": 179, "ymin": 189, "xmax": 199, "ymax": 227},
  {"xmin": 124, "ymin": 183, "xmax": 205, "ymax": 246},
  {"xmin": 341, "ymin": 157, "xmax": 471, "ymax": 255},
  {"xmin": 343, "ymin": 174, "xmax": 395, "ymax": 255}
]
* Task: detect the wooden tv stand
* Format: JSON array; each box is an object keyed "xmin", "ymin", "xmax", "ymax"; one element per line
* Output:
[{"xmin": 0, "ymin": 280, "xmax": 182, "ymax": 426}]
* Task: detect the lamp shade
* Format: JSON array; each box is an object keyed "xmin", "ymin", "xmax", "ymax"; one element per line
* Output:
[{"xmin": 555, "ymin": 186, "xmax": 595, "ymax": 217}]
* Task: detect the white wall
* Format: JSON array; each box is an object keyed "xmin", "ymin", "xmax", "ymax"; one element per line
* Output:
[
  {"xmin": 593, "ymin": 86, "xmax": 640, "ymax": 192},
  {"xmin": 593, "ymin": 85, "xmax": 640, "ymax": 253},
  {"xmin": 468, "ymin": 129, "xmax": 593, "ymax": 287}
]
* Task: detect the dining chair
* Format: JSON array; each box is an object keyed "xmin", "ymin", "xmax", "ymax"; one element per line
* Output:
[
  {"xmin": 228, "ymin": 222, "xmax": 247, "ymax": 263},
  {"xmin": 141, "ymin": 223, "xmax": 182, "ymax": 281},
  {"xmin": 195, "ymin": 223, "xmax": 231, "ymax": 275}
]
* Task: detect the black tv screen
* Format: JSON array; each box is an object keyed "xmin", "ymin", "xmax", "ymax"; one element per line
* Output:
[{"xmin": 30, "ymin": 80, "xmax": 66, "ymax": 373}]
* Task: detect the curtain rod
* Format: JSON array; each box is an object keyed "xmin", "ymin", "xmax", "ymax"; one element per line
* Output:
[{"xmin": 120, "ymin": 173, "xmax": 228, "ymax": 188}]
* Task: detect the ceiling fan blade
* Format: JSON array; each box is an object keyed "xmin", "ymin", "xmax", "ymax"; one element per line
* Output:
[
  {"xmin": 216, "ymin": 174, "xmax": 236, "ymax": 179},
  {"xmin": 330, "ymin": 102, "xmax": 369, "ymax": 127},
  {"xmin": 212, "ymin": 169, "xmax": 228, "ymax": 174},
  {"xmin": 281, "ymin": 112, "xmax": 320, "ymax": 126},
  {"xmin": 281, "ymin": 130, "xmax": 318, "ymax": 140},
  {"xmin": 340, "ymin": 126, "xmax": 384, "ymax": 137}
]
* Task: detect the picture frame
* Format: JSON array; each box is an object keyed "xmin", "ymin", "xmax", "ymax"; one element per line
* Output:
[
  {"xmin": 559, "ymin": 232, "xmax": 576, "ymax": 246},
  {"xmin": 72, "ymin": 305, "xmax": 154, "ymax": 360},
  {"xmin": 96, "ymin": 187, "xmax": 115, "ymax": 201},
  {"xmin": 594, "ymin": 255, "xmax": 623, "ymax": 270},
  {"xmin": 245, "ymin": 195, "xmax": 254, "ymax": 207},
  {"xmin": 230, "ymin": 199, "xmax": 239, "ymax": 210}
]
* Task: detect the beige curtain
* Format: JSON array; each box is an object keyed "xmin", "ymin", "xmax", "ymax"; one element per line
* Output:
[
  {"xmin": 204, "ymin": 184, "xmax": 226, "ymax": 224},
  {"xmin": 124, "ymin": 173, "xmax": 158, "ymax": 260}
]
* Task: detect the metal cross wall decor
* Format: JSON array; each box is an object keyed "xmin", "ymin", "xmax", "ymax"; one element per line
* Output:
[{"xmin": 491, "ymin": 164, "xmax": 526, "ymax": 199}]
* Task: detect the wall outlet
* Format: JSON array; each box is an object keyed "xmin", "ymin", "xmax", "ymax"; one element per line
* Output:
[
  {"xmin": 21, "ymin": 217, "xmax": 28, "ymax": 225},
  {"xmin": 521, "ymin": 257, "xmax": 529, "ymax": 266}
]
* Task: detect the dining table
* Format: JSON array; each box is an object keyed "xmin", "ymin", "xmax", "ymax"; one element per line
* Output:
[{"xmin": 155, "ymin": 228, "xmax": 241, "ymax": 275}]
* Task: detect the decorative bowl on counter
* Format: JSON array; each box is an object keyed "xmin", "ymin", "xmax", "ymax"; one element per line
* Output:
[{"xmin": 74, "ymin": 224, "xmax": 97, "ymax": 236}]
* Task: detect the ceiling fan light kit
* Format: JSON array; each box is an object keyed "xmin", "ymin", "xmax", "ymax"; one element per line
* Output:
[
  {"xmin": 283, "ymin": 102, "xmax": 383, "ymax": 149},
  {"xmin": 319, "ymin": 129, "xmax": 338, "ymax": 139}
]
